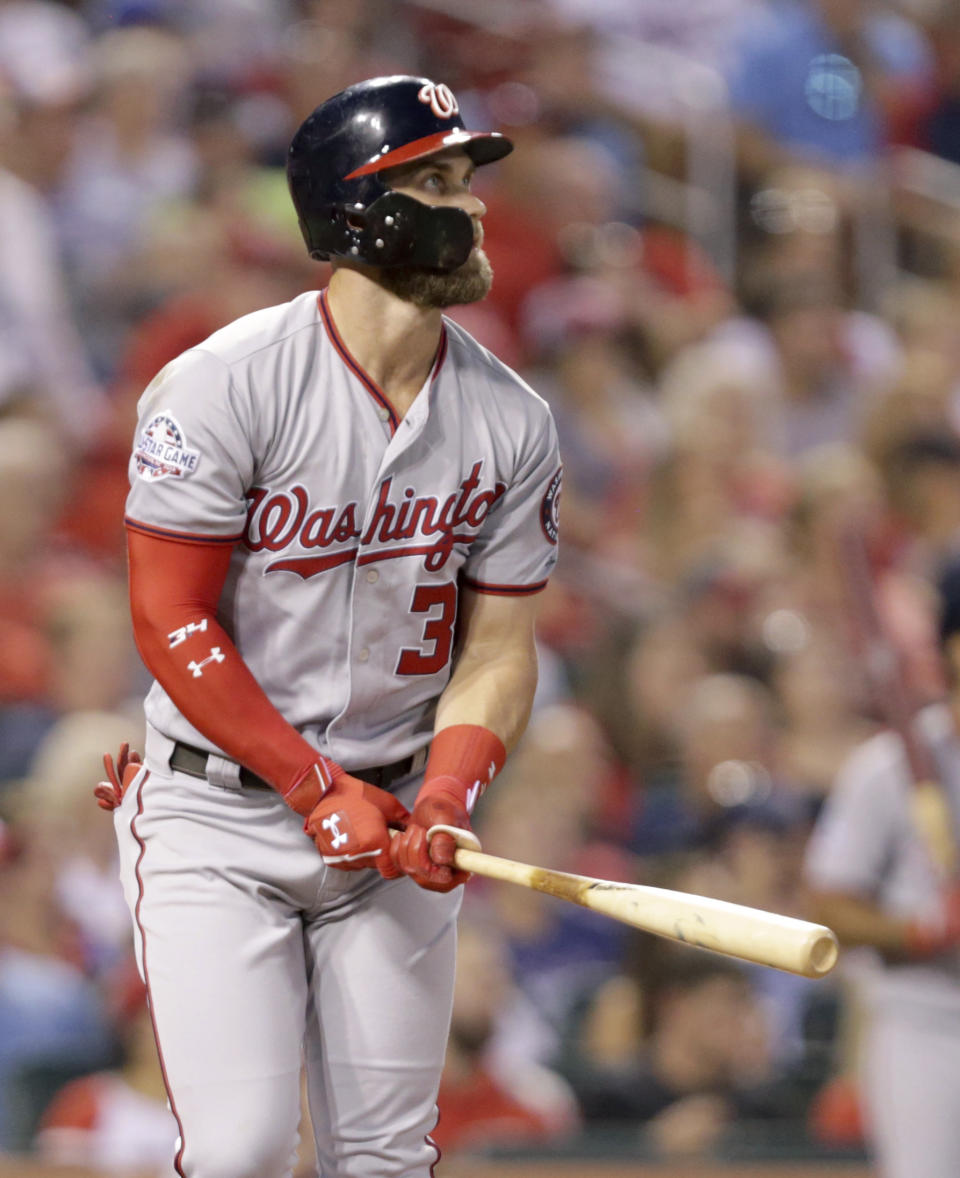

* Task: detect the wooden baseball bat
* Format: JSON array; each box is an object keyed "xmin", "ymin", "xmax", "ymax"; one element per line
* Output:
[{"xmin": 452, "ymin": 844, "xmax": 838, "ymax": 979}]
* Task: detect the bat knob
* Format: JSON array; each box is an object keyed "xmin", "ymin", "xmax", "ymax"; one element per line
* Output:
[
  {"xmin": 426, "ymin": 824, "xmax": 482, "ymax": 851},
  {"xmin": 807, "ymin": 928, "xmax": 840, "ymax": 977}
]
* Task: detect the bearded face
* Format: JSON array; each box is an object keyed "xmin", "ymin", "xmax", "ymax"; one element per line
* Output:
[{"xmin": 375, "ymin": 245, "xmax": 494, "ymax": 309}]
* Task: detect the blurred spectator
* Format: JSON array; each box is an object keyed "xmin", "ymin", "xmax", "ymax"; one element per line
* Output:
[
  {"xmin": 35, "ymin": 974, "xmax": 176, "ymax": 1174},
  {"xmin": 714, "ymin": 265, "xmax": 900, "ymax": 458},
  {"xmin": 520, "ymin": 273, "xmax": 668, "ymax": 557},
  {"xmin": 640, "ymin": 442, "xmax": 785, "ymax": 591},
  {"xmin": 726, "ymin": 0, "xmax": 933, "ymax": 177},
  {"xmin": 11, "ymin": 710, "xmax": 143, "ymax": 979},
  {"xmin": 772, "ymin": 637, "xmax": 873, "ymax": 799},
  {"xmin": 782, "ymin": 443, "xmax": 886, "ymax": 628},
  {"xmin": 0, "ymin": 812, "xmax": 116, "ymax": 1151},
  {"xmin": 585, "ymin": 611, "xmax": 709, "ymax": 802},
  {"xmin": 862, "ymin": 351, "xmax": 958, "ymax": 478},
  {"xmin": 910, "ymin": 3, "xmax": 960, "ymax": 165},
  {"xmin": 0, "ymin": 419, "xmax": 69, "ymax": 713},
  {"xmin": 545, "ymin": 0, "xmax": 763, "ymax": 80},
  {"xmin": 433, "ymin": 917, "xmax": 579, "ymax": 1157},
  {"xmin": 740, "ymin": 162, "xmax": 857, "ymax": 301},
  {"xmin": 559, "ymin": 947, "xmax": 778, "ymax": 1158},
  {"xmin": 474, "ymin": 705, "xmax": 633, "ymax": 1066},
  {"xmin": 1, "ymin": 551, "xmax": 143, "ymax": 791},
  {"xmin": 629, "ymin": 671, "xmax": 804, "ymax": 857},
  {"xmin": 677, "ymin": 524, "xmax": 792, "ymax": 680},
  {"xmin": 0, "ymin": 64, "xmax": 108, "ymax": 446},
  {"xmin": 880, "ymin": 431, "xmax": 960, "ymax": 571},
  {"xmin": 54, "ymin": 25, "xmax": 198, "ymax": 369},
  {"xmin": 882, "ymin": 276, "xmax": 960, "ymax": 392}
]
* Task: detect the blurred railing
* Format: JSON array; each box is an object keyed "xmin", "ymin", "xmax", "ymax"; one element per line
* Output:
[{"xmin": 593, "ymin": 32, "xmax": 738, "ymax": 288}]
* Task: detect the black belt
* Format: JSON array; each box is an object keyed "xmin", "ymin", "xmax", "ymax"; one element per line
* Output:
[{"xmin": 169, "ymin": 741, "xmax": 422, "ymax": 792}]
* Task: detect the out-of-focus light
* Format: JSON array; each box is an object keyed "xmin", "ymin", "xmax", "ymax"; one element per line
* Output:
[
  {"xmin": 805, "ymin": 53, "xmax": 861, "ymax": 122},
  {"xmin": 488, "ymin": 81, "xmax": 540, "ymax": 127},
  {"xmin": 750, "ymin": 187, "xmax": 839, "ymax": 234},
  {"xmin": 707, "ymin": 760, "xmax": 773, "ymax": 806},
  {"xmin": 762, "ymin": 608, "xmax": 811, "ymax": 653}
]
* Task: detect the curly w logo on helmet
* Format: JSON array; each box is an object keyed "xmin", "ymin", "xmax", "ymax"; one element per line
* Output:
[{"xmin": 417, "ymin": 81, "xmax": 459, "ymax": 119}]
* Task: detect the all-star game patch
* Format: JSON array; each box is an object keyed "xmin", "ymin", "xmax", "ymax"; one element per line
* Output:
[
  {"xmin": 134, "ymin": 411, "xmax": 201, "ymax": 482},
  {"xmin": 540, "ymin": 466, "xmax": 562, "ymax": 545}
]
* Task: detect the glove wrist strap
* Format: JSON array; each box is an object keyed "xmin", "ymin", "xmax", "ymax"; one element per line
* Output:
[
  {"xmin": 421, "ymin": 724, "xmax": 506, "ymax": 814},
  {"xmin": 282, "ymin": 757, "xmax": 342, "ymax": 817}
]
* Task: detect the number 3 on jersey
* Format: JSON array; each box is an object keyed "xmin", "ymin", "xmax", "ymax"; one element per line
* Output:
[{"xmin": 396, "ymin": 582, "xmax": 457, "ymax": 675}]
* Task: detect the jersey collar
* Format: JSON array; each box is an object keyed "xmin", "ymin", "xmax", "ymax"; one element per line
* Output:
[{"xmin": 317, "ymin": 289, "xmax": 447, "ymax": 434}]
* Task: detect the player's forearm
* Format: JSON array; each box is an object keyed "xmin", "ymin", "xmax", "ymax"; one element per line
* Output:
[
  {"xmin": 434, "ymin": 642, "xmax": 538, "ymax": 754},
  {"xmin": 807, "ymin": 889, "xmax": 915, "ymax": 957},
  {"xmin": 127, "ymin": 528, "xmax": 322, "ymax": 796}
]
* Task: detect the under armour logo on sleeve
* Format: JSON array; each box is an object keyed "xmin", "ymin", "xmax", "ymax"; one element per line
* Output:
[{"xmin": 188, "ymin": 648, "xmax": 226, "ymax": 677}]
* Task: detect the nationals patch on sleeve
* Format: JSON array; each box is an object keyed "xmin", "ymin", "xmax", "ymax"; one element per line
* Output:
[
  {"xmin": 134, "ymin": 411, "xmax": 201, "ymax": 482},
  {"xmin": 540, "ymin": 466, "xmax": 562, "ymax": 545}
]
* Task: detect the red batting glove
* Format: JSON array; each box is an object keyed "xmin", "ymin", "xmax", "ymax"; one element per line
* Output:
[
  {"xmin": 281, "ymin": 761, "xmax": 336, "ymax": 818},
  {"xmin": 390, "ymin": 782, "xmax": 481, "ymax": 893},
  {"xmin": 94, "ymin": 743, "xmax": 143, "ymax": 811},
  {"xmin": 905, "ymin": 886, "xmax": 960, "ymax": 958},
  {"xmin": 305, "ymin": 773, "xmax": 410, "ymax": 878},
  {"xmin": 390, "ymin": 725, "xmax": 505, "ymax": 893}
]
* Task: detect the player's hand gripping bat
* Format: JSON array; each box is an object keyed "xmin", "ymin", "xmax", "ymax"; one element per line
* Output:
[
  {"xmin": 438, "ymin": 832, "xmax": 838, "ymax": 978},
  {"xmin": 837, "ymin": 520, "xmax": 959, "ymax": 881}
]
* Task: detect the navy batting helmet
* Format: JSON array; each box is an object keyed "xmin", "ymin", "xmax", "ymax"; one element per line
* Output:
[{"xmin": 286, "ymin": 75, "xmax": 513, "ymax": 272}]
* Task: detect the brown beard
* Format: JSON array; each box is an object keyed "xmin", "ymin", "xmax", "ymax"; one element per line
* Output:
[{"xmin": 376, "ymin": 247, "xmax": 493, "ymax": 308}]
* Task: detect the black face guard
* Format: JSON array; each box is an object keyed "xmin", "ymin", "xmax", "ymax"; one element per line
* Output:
[{"xmin": 301, "ymin": 192, "xmax": 476, "ymax": 273}]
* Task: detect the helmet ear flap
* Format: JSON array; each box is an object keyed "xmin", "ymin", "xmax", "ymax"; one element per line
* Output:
[{"xmin": 359, "ymin": 193, "xmax": 475, "ymax": 271}]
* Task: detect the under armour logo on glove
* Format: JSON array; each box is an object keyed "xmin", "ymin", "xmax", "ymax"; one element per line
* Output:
[
  {"xmin": 465, "ymin": 762, "xmax": 497, "ymax": 813},
  {"xmin": 305, "ymin": 773, "xmax": 409, "ymax": 876},
  {"xmin": 321, "ymin": 812, "xmax": 349, "ymax": 849}
]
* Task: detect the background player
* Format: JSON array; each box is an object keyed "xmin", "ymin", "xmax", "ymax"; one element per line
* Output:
[
  {"xmin": 804, "ymin": 558, "xmax": 960, "ymax": 1178},
  {"xmin": 105, "ymin": 75, "xmax": 561, "ymax": 1178}
]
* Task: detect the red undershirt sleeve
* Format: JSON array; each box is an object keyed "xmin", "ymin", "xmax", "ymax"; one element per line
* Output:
[{"xmin": 127, "ymin": 527, "xmax": 333, "ymax": 806}]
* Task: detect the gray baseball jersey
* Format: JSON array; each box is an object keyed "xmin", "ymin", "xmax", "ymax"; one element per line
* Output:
[
  {"xmin": 804, "ymin": 702, "xmax": 960, "ymax": 1015},
  {"xmin": 804, "ymin": 705, "xmax": 960, "ymax": 1177},
  {"xmin": 125, "ymin": 288, "xmax": 561, "ymax": 769}
]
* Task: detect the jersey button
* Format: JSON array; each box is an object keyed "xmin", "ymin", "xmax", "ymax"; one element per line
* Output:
[
  {"xmin": 366, "ymin": 569, "xmax": 379, "ymax": 583},
  {"xmin": 358, "ymin": 647, "xmax": 370, "ymax": 662},
  {"xmin": 377, "ymin": 407, "xmax": 391, "ymax": 422}
]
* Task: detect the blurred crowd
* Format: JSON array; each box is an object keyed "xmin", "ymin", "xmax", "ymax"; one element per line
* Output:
[{"xmin": 4, "ymin": 0, "xmax": 960, "ymax": 1170}]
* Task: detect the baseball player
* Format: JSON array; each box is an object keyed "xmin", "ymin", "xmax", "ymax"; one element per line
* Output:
[
  {"xmin": 804, "ymin": 560, "xmax": 960, "ymax": 1178},
  {"xmin": 100, "ymin": 76, "xmax": 562, "ymax": 1178}
]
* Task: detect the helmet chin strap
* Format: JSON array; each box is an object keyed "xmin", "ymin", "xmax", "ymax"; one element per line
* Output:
[{"xmin": 311, "ymin": 192, "xmax": 475, "ymax": 272}]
